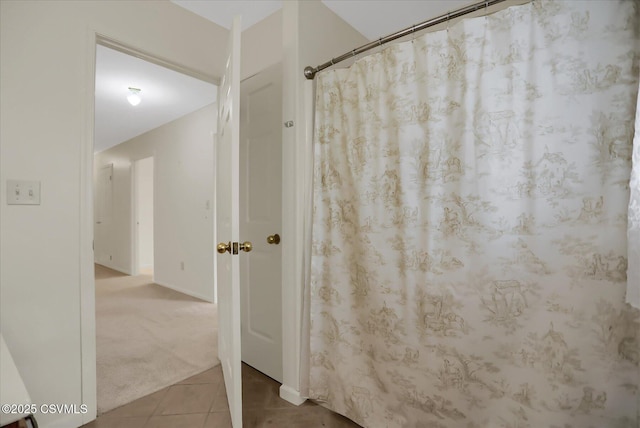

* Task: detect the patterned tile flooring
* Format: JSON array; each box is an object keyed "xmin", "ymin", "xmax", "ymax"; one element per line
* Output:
[{"xmin": 81, "ymin": 363, "xmax": 361, "ymax": 428}]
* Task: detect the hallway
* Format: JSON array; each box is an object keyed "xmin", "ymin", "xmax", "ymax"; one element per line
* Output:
[{"xmin": 95, "ymin": 264, "xmax": 217, "ymax": 413}]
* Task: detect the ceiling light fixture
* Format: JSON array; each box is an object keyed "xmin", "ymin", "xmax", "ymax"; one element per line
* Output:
[{"xmin": 127, "ymin": 87, "xmax": 142, "ymax": 106}]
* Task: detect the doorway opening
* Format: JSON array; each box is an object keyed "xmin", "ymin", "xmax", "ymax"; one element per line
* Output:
[
  {"xmin": 92, "ymin": 40, "xmax": 218, "ymax": 415},
  {"xmin": 83, "ymin": 31, "xmax": 289, "ymax": 424}
]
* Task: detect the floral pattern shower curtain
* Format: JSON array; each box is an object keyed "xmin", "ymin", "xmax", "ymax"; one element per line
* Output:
[{"xmin": 309, "ymin": 1, "xmax": 640, "ymax": 427}]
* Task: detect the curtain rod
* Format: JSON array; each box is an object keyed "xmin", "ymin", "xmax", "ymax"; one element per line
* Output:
[{"xmin": 304, "ymin": 0, "xmax": 508, "ymax": 80}]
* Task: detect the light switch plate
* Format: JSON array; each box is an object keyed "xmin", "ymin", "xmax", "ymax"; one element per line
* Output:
[{"xmin": 7, "ymin": 180, "xmax": 41, "ymax": 205}]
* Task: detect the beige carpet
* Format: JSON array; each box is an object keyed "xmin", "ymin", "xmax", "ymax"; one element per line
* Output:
[{"xmin": 95, "ymin": 264, "xmax": 219, "ymax": 414}]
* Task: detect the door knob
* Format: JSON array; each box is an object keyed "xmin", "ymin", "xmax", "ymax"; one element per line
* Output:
[
  {"xmin": 217, "ymin": 242, "xmax": 231, "ymax": 254},
  {"xmin": 267, "ymin": 234, "xmax": 280, "ymax": 245},
  {"xmin": 239, "ymin": 241, "xmax": 252, "ymax": 252}
]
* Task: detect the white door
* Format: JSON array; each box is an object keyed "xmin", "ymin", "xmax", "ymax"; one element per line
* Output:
[
  {"xmin": 134, "ymin": 157, "xmax": 154, "ymax": 274},
  {"xmin": 240, "ymin": 63, "xmax": 283, "ymax": 382},
  {"xmin": 95, "ymin": 163, "xmax": 113, "ymax": 265},
  {"xmin": 216, "ymin": 16, "xmax": 243, "ymax": 428}
]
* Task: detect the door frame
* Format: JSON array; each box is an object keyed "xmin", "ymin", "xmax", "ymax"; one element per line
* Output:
[{"xmin": 80, "ymin": 29, "xmax": 219, "ymax": 424}]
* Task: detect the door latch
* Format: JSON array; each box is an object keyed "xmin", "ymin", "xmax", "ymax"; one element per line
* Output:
[{"xmin": 218, "ymin": 241, "xmax": 252, "ymax": 254}]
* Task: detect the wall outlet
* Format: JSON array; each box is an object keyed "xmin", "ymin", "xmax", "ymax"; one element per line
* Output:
[{"xmin": 7, "ymin": 180, "xmax": 41, "ymax": 205}]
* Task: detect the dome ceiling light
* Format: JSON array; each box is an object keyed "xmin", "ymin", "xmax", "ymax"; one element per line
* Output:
[{"xmin": 127, "ymin": 87, "xmax": 142, "ymax": 106}]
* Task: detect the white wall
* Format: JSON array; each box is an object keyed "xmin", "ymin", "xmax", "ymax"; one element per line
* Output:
[
  {"xmin": 280, "ymin": 0, "xmax": 369, "ymax": 404},
  {"xmin": 242, "ymin": 9, "xmax": 283, "ymax": 79},
  {"xmin": 134, "ymin": 157, "xmax": 154, "ymax": 271},
  {"xmin": 95, "ymin": 104, "xmax": 216, "ymax": 302},
  {"xmin": 0, "ymin": 2, "xmax": 231, "ymax": 427}
]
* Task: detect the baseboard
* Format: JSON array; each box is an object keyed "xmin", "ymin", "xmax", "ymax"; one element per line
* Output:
[
  {"xmin": 279, "ymin": 384, "xmax": 307, "ymax": 406},
  {"xmin": 95, "ymin": 261, "xmax": 131, "ymax": 275},
  {"xmin": 153, "ymin": 279, "xmax": 214, "ymax": 303}
]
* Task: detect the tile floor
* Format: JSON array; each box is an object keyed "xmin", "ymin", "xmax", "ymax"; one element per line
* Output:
[{"xmin": 81, "ymin": 363, "xmax": 361, "ymax": 428}]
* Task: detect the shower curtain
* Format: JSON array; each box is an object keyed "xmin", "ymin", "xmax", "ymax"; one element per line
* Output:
[{"xmin": 309, "ymin": 1, "xmax": 640, "ymax": 427}]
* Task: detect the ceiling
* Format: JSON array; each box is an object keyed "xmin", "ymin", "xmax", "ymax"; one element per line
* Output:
[
  {"xmin": 94, "ymin": 45, "xmax": 217, "ymax": 153},
  {"xmin": 95, "ymin": 1, "xmax": 472, "ymax": 153},
  {"xmin": 172, "ymin": 0, "xmax": 473, "ymax": 40}
]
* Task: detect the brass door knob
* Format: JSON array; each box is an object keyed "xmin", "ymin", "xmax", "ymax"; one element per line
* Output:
[
  {"xmin": 239, "ymin": 241, "xmax": 252, "ymax": 252},
  {"xmin": 217, "ymin": 242, "xmax": 231, "ymax": 254},
  {"xmin": 267, "ymin": 234, "xmax": 280, "ymax": 245}
]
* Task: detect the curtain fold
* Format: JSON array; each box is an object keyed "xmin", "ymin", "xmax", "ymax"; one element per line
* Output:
[
  {"xmin": 628, "ymin": 78, "xmax": 640, "ymax": 310},
  {"xmin": 309, "ymin": 1, "xmax": 640, "ymax": 427}
]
